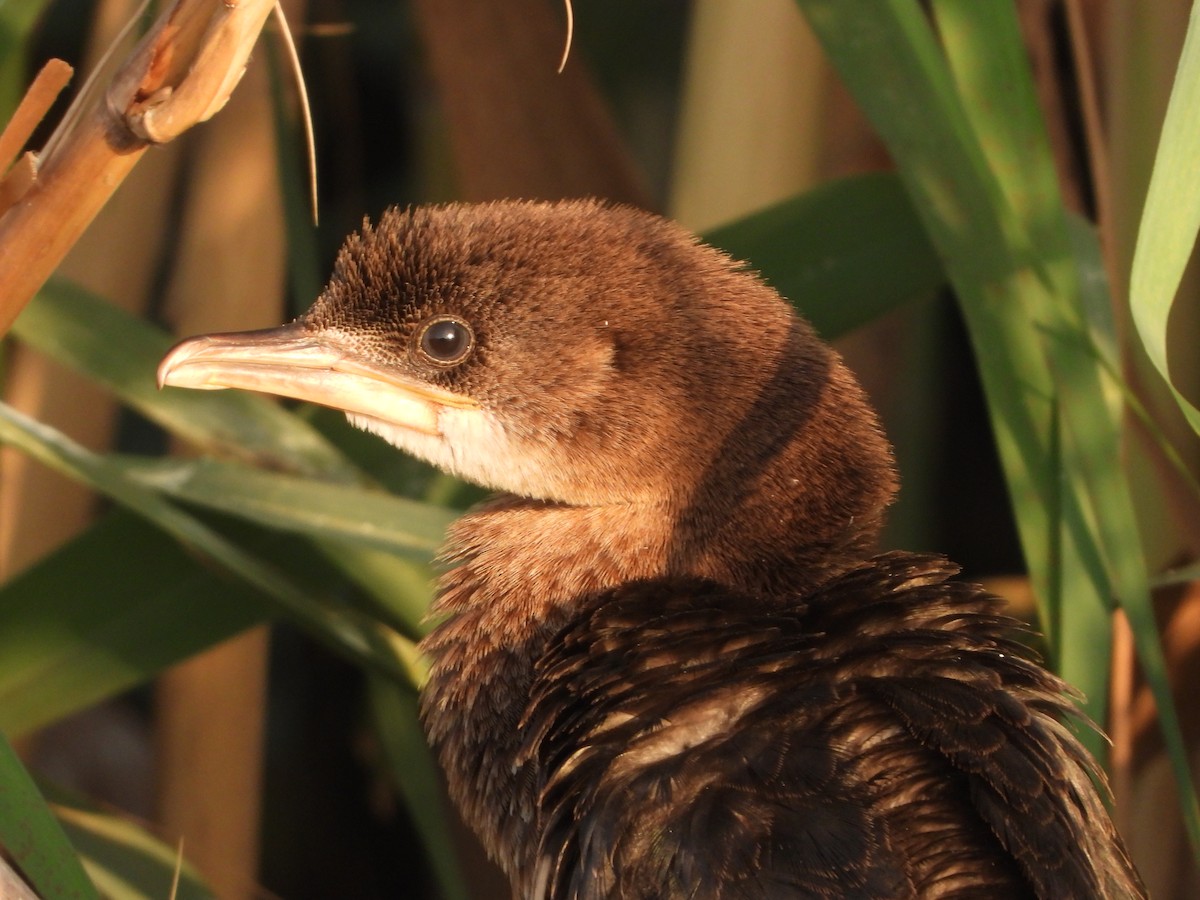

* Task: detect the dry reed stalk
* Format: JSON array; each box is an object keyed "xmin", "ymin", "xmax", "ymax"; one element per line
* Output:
[
  {"xmin": 0, "ymin": 60, "xmax": 72, "ymax": 209},
  {"xmin": 0, "ymin": 0, "xmax": 276, "ymax": 338},
  {"xmin": 670, "ymin": 0, "xmax": 827, "ymax": 232},
  {"xmin": 0, "ymin": 59, "xmax": 72, "ymax": 170}
]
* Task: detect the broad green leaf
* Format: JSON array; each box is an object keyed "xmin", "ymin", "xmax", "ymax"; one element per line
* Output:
[
  {"xmin": 368, "ymin": 677, "xmax": 468, "ymax": 900},
  {"xmin": 12, "ymin": 281, "xmax": 360, "ymax": 482},
  {"xmin": 704, "ymin": 173, "xmax": 944, "ymax": 338},
  {"xmin": 1129, "ymin": 0, "xmax": 1200, "ymax": 435},
  {"xmin": 317, "ymin": 541, "xmax": 437, "ymax": 640},
  {"xmin": 931, "ymin": 1, "xmax": 1066, "ymax": 257},
  {"xmin": 117, "ymin": 456, "xmax": 454, "ymax": 562},
  {"xmin": 118, "ymin": 452, "xmax": 445, "ymax": 637},
  {"xmin": 1045, "ymin": 223, "xmax": 1176, "ymax": 784},
  {"xmin": 114, "ymin": 455, "xmax": 448, "ymax": 637},
  {"xmin": 794, "ymin": 2, "xmax": 1017, "ymax": 271},
  {"xmin": 1051, "ymin": 220, "xmax": 1122, "ymax": 742},
  {"xmin": 1067, "ymin": 216, "xmax": 1123, "ymax": 378},
  {"xmin": 0, "ymin": 510, "xmax": 431, "ymax": 751},
  {"xmin": 0, "ymin": 401, "xmax": 415, "ymax": 687},
  {"xmin": 931, "ymin": 1, "xmax": 1119, "ymax": 749},
  {"xmin": 0, "ymin": 733, "xmax": 98, "ymax": 900},
  {"xmin": 0, "ymin": 512, "xmax": 266, "ymax": 737}
]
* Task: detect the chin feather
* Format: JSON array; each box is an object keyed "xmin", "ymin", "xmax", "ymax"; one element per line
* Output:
[{"xmin": 345, "ymin": 408, "xmax": 555, "ymax": 501}]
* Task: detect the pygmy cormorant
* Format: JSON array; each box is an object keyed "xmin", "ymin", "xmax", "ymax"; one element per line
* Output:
[{"xmin": 158, "ymin": 200, "xmax": 1145, "ymax": 899}]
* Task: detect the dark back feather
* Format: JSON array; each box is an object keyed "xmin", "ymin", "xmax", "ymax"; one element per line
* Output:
[{"xmin": 514, "ymin": 554, "xmax": 1143, "ymax": 899}]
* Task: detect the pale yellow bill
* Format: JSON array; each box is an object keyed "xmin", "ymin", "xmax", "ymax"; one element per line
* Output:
[{"xmin": 158, "ymin": 323, "xmax": 478, "ymax": 437}]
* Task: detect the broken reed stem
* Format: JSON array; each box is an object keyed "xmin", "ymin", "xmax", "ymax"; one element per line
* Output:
[
  {"xmin": 0, "ymin": 0, "xmax": 276, "ymax": 338},
  {"xmin": 0, "ymin": 155, "xmax": 37, "ymax": 220},
  {"xmin": 0, "ymin": 59, "xmax": 73, "ymax": 180}
]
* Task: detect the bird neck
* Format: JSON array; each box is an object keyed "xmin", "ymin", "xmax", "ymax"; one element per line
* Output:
[
  {"xmin": 429, "ymin": 482, "xmax": 876, "ymax": 633},
  {"xmin": 423, "ymin": 479, "xmax": 881, "ymax": 702}
]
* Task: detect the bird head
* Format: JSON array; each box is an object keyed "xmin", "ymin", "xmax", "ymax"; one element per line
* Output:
[{"xmin": 159, "ymin": 200, "xmax": 896, "ymax": 560}]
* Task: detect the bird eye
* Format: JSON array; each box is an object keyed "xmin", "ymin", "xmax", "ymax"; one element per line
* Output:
[{"xmin": 416, "ymin": 316, "xmax": 475, "ymax": 367}]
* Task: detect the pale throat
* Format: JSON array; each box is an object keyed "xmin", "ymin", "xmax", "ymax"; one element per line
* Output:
[{"xmin": 348, "ymin": 403, "xmax": 579, "ymax": 502}]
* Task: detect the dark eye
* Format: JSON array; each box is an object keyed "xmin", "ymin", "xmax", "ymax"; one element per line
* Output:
[{"xmin": 416, "ymin": 316, "xmax": 475, "ymax": 366}]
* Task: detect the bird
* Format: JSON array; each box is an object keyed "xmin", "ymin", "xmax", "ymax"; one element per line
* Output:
[{"xmin": 158, "ymin": 199, "xmax": 1145, "ymax": 899}]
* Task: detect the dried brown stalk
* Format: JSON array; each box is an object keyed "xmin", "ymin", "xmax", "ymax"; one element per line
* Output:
[
  {"xmin": 0, "ymin": 59, "xmax": 73, "ymax": 183},
  {"xmin": 0, "ymin": 0, "xmax": 276, "ymax": 338}
]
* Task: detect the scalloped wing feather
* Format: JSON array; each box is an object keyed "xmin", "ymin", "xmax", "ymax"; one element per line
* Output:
[{"xmin": 513, "ymin": 553, "xmax": 1144, "ymax": 899}]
